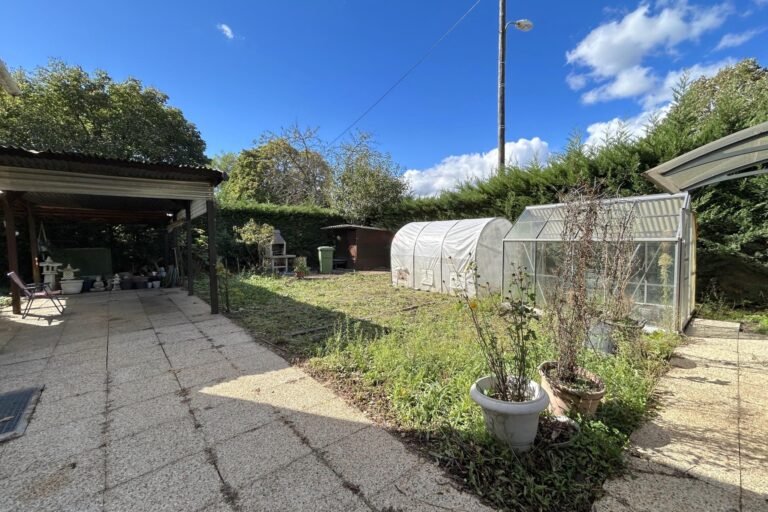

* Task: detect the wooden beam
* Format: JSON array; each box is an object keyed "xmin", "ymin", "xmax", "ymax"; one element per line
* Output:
[
  {"xmin": 2, "ymin": 192, "xmax": 22, "ymax": 314},
  {"xmin": 207, "ymin": 200, "xmax": 219, "ymax": 314},
  {"xmin": 186, "ymin": 201, "xmax": 193, "ymax": 296},
  {"xmin": 25, "ymin": 203, "xmax": 41, "ymax": 284}
]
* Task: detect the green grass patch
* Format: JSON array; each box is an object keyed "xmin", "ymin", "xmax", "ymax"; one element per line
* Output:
[{"xmin": 196, "ymin": 272, "xmax": 681, "ymax": 511}]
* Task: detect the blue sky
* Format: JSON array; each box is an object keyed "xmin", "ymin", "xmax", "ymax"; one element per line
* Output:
[{"xmin": 2, "ymin": 0, "xmax": 767, "ymax": 195}]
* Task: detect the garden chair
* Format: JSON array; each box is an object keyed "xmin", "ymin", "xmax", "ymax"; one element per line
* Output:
[{"xmin": 6, "ymin": 271, "xmax": 64, "ymax": 318}]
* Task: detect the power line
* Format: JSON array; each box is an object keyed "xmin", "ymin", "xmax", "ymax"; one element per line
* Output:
[{"xmin": 329, "ymin": 0, "xmax": 483, "ymax": 146}]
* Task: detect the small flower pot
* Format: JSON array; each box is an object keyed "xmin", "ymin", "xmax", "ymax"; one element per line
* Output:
[
  {"xmin": 470, "ymin": 376, "xmax": 550, "ymax": 452},
  {"xmin": 538, "ymin": 361, "xmax": 605, "ymax": 417}
]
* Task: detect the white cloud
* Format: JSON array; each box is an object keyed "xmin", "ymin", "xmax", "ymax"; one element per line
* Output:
[
  {"xmin": 585, "ymin": 105, "xmax": 671, "ymax": 147},
  {"xmin": 584, "ymin": 58, "xmax": 734, "ymax": 147},
  {"xmin": 403, "ymin": 138, "xmax": 549, "ymax": 197},
  {"xmin": 566, "ymin": 73, "xmax": 588, "ymax": 91},
  {"xmin": 216, "ymin": 23, "xmax": 234, "ymax": 40},
  {"xmin": 641, "ymin": 58, "xmax": 735, "ymax": 108},
  {"xmin": 715, "ymin": 29, "xmax": 763, "ymax": 50},
  {"xmin": 566, "ymin": 1, "xmax": 730, "ymax": 104},
  {"xmin": 582, "ymin": 66, "xmax": 657, "ymax": 104}
]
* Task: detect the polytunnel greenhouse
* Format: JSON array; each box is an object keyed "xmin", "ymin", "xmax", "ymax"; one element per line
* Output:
[
  {"xmin": 503, "ymin": 193, "xmax": 696, "ymax": 331},
  {"xmin": 391, "ymin": 218, "xmax": 513, "ymax": 296}
]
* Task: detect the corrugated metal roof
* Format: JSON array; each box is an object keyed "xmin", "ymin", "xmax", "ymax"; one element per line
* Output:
[
  {"xmin": 321, "ymin": 224, "xmax": 391, "ymax": 232},
  {"xmin": 0, "ymin": 146, "xmax": 225, "ymax": 185}
]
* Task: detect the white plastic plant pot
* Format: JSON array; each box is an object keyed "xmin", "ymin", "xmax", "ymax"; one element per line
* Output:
[{"xmin": 470, "ymin": 376, "xmax": 550, "ymax": 452}]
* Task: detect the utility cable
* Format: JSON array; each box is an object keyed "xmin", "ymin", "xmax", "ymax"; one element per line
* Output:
[{"xmin": 329, "ymin": 0, "xmax": 483, "ymax": 146}]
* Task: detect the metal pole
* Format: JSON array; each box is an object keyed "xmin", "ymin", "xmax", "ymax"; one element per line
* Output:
[{"xmin": 497, "ymin": 0, "xmax": 506, "ymax": 173}]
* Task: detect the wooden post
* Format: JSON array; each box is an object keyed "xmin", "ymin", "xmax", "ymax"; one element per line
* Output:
[
  {"xmin": 206, "ymin": 200, "xmax": 219, "ymax": 314},
  {"xmin": 26, "ymin": 203, "xmax": 41, "ymax": 284},
  {"xmin": 2, "ymin": 193, "xmax": 21, "ymax": 314},
  {"xmin": 186, "ymin": 201, "xmax": 193, "ymax": 296}
]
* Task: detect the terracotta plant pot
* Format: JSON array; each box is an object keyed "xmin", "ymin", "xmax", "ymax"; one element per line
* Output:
[
  {"xmin": 295, "ymin": 271, "xmax": 306, "ymax": 279},
  {"xmin": 470, "ymin": 376, "xmax": 550, "ymax": 452},
  {"xmin": 538, "ymin": 361, "xmax": 605, "ymax": 417}
]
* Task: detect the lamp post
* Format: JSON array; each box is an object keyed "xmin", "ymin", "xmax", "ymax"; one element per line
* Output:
[{"xmin": 498, "ymin": 0, "xmax": 532, "ymax": 172}]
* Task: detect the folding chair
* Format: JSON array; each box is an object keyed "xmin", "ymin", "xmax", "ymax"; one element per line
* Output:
[{"xmin": 6, "ymin": 271, "xmax": 64, "ymax": 318}]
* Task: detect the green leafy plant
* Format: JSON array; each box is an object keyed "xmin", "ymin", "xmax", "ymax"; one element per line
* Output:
[
  {"xmin": 293, "ymin": 256, "xmax": 309, "ymax": 277},
  {"xmin": 455, "ymin": 260, "xmax": 537, "ymax": 402},
  {"xmin": 233, "ymin": 219, "xmax": 275, "ymax": 271}
]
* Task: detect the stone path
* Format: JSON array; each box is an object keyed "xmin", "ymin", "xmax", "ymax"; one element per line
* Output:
[
  {"xmin": 0, "ymin": 289, "xmax": 491, "ymax": 512},
  {"xmin": 594, "ymin": 318, "xmax": 768, "ymax": 512}
]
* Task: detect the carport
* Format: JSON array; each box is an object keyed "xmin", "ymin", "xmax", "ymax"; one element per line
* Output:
[{"xmin": 0, "ymin": 146, "xmax": 224, "ymax": 315}]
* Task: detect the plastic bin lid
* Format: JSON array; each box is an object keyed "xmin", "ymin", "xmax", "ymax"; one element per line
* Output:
[{"xmin": 318, "ymin": 246, "xmax": 335, "ymax": 250}]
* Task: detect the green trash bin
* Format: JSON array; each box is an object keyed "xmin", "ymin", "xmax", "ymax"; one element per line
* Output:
[{"xmin": 318, "ymin": 246, "xmax": 334, "ymax": 274}]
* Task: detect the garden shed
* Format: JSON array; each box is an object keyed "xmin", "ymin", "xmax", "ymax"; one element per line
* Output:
[
  {"xmin": 391, "ymin": 218, "xmax": 513, "ymax": 296},
  {"xmin": 502, "ymin": 193, "xmax": 696, "ymax": 331},
  {"xmin": 321, "ymin": 224, "xmax": 393, "ymax": 270}
]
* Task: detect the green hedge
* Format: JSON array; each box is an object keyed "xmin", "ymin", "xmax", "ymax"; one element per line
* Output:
[{"xmin": 215, "ymin": 201, "xmax": 344, "ymax": 268}]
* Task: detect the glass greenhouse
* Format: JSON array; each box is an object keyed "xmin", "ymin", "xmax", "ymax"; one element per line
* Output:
[{"xmin": 502, "ymin": 193, "xmax": 696, "ymax": 331}]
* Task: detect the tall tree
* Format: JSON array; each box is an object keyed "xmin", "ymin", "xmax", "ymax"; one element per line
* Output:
[
  {"xmin": 330, "ymin": 132, "xmax": 409, "ymax": 224},
  {"xmin": 218, "ymin": 125, "xmax": 332, "ymax": 206},
  {"xmin": 0, "ymin": 60, "xmax": 207, "ymax": 165}
]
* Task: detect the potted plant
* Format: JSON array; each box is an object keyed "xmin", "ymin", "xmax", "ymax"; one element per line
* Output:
[
  {"xmin": 294, "ymin": 257, "xmax": 309, "ymax": 279},
  {"xmin": 539, "ymin": 186, "xmax": 607, "ymax": 417},
  {"xmin": 589, "ymin": 198, "xmax": 643, "ymax": 354},
  {"xmin": 460, "ymin": 263, "xmax": 549, "ymax": 452}
]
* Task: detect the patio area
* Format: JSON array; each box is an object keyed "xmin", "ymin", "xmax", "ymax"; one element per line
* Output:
[{"xmin": 0, "ymin": 288, "xmax": 490, "ymax": 512}]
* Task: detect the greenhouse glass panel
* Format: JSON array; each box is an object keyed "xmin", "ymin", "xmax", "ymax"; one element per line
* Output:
[{"xmin": 503, "ymin": 193, "xmax": 695, "ymax": 331}]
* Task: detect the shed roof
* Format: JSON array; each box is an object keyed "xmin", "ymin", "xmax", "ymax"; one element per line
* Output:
[
  {"xmin": 321, "ymin": 224, "xmax": 391, "ymax": 232},
  {"xmin": 0, "ymin": 146, "xmax": 223, "ymax": 224},
  {"xmin": 0, "ymin": 146, "xmax": 224, "ymax": 185}
]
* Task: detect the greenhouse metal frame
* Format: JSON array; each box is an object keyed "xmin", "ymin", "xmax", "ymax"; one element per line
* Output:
[{"xmin": 502, "ymin": 193, "xmax": 696, "ymax": 331}]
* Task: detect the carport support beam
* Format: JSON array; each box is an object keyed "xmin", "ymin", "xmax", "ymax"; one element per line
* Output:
[
  {"xmin": 26, "ymin": 203, "xmax": 41, "ymax": 284},
  {"xmin": 186, "ymin": 201, "xmax": 193, "ymax": 296},
  {"xmin": 207, "ymin": 200, "xmax": 219, "ymax": 314},
  {"xmin": 2, "ymin": 192, "xmax": 21, "ymax": 314}
]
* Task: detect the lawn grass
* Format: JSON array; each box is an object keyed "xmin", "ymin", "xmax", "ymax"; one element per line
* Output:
[
  {"xmin": 196, "ymin": 271, "xmax": 680, "ymax": 512},
  {"xmin": 697, "ymin": 301, "xmax": 768, "ymax": 334}
]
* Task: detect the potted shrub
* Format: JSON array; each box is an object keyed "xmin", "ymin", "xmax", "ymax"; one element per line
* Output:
[
  {"xmin": 460, "ymin": 264, "xmax": 549, "ymax": 452},
  {"xmin": 294, "ymin": 257, "xmax": 309, "ymax": 279},
  {"xmin": 539, "ymin": 186, "xmax": 606, "ymax": 416},
  {"xmin": 589, "ymin": 197, "xmax": 643, "ymax": 354}
]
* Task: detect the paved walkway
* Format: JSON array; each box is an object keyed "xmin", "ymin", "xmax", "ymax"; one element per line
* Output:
[
  {"xmin": 594, "ymin": 319, "xmax": 768, "ymax": 512},
  {"xmin": 0, "ymin": 289, "xmax": 490, "ymax": 512}
]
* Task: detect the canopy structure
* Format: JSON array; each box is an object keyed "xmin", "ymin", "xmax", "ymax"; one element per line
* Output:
[
  {"xmin": 644, "ymin": 121, "xmax": 768, "ymax": 192},
  {"xmin": 0, "ymin": 146, "xmax": 225, "ymax": 315},
  {"xmin": 391, "ymin": 218, "xmax": 513, "ymax": 297},
  {"xmin": 503, "ymin": 194, "xmax": 696, "ymax": 331}
]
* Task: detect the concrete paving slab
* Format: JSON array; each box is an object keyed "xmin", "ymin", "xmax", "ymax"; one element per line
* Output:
[
  {"xmin": 321, "ymin": 426, "xmax": 422, "ymax": 497},
  {"xmin": 107, "ymin": 391, "xmax": 188, "ymax": 440},
  {"xmin": 42, "ymin": 368, "xmax": 107, "ymax": 402},
  {"xmin": 174, "ymin": 359, "xmax": 239, "ymax": 389},
  {"xmin": 53, "ymin": 336, "xmax": 107, "ymax": 356},
  {"xmin": 47, "ymin": 346, "xmax": 107, "ymax": 369},
  {"xmin": 0, "ymin": 447, "xmax": 105, "ymax": 512},
  {"xmin": 108, "ymin": 357, "xmax": 171, "ymax": 386},
  {"xmin": 0, "ymin": 414, "xmax": 104, "ymax": 479},
  {"xmin": 27, "ymin": 388, "xmax": 106, "ymax": 433},
  {"xmin": 106, "ymin": 416, "xmax": 205, "ymax": 487},
  {"xmin": 104, "ymin": 451, "xmax": 222, "ymax": 512},
  {"xmin": 214, "ymin": 419, "xmax": 312, "ymax": 489},
  {"xmin": 599, "ymin": 458, "xmax": 740, "ymax": 512},
  {"xmin": 236, "ymin": 453, "xmax": 367, "ymax": 512},
  {"xmin": 155, "ymin": 323, "xmax": 204, "ymax": 344},
  {"xmin": 108, "ymin": 371, "xmax": 180, "ymax": 409},
  {"xmin": 254, "ymin": 376, "xmax": 340, "ymax": 414},
  {"xmin": 283, "ymin": 398, "xmax": 372, "ymax": 450},
  {"xmin": 196, "ymin": 367, "xmax": 307, "ymax": 403},
  {"xmin": 195, "ymin": 397, "xmax": 279, "ymax": 444}
]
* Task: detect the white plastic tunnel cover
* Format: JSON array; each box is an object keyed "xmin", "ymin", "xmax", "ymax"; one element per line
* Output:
[{"xmin": 390, "ymin": 218, "xmax": 513, "ymax": 296}]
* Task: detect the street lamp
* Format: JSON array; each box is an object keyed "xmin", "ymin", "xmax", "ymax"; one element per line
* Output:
[{"xmin": 498, "ymin": 0, "xmax": 532, "ymax": 172}]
